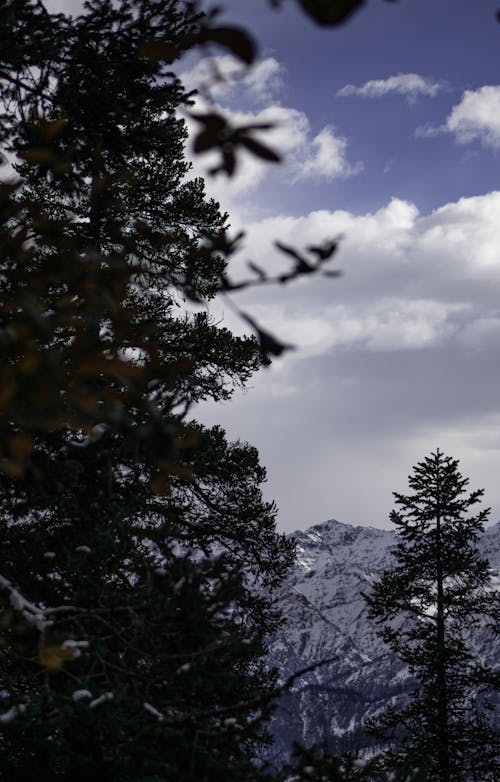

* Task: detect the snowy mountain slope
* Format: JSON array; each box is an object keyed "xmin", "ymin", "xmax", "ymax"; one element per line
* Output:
[{"xmin": 266, "ymin": 519, "xmax": 500, "ymax": 765}]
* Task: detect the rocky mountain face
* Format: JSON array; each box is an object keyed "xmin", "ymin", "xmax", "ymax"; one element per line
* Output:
[{"xmin": 265, "ymin": 519, "xmax": 500, "ymax": 766}]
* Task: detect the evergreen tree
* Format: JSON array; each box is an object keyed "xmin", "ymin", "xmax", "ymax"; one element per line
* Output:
[
  {"xmin": 365, "ymin": 450, "xmax": 500, "ymax": 782},
  {"xmin": 0, "ymin": 1, "xmax": 294, "ymax": 779},
  {"xmin": 0, "ymin": 0, "xmax": 232, "ymax": 467},
  {"xmin": 0, "ymin": 425, "xmax": 293, "ymax": 781}
]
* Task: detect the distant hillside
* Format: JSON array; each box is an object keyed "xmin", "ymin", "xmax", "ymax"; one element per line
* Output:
[{"xmin": 265, "ymin": 519, "xmax": 500, "ymax": 766}]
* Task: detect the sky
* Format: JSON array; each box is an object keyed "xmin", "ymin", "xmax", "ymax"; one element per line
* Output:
[
  {"xmin": 180, "ymin": 0, "xmax": 500, "ymax": 532},
  {"xmin": 43, "ymin": 0, "xmax": 500, "ymax": 533}
]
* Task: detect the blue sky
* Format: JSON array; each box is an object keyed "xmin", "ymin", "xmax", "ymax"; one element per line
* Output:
[
  {"xmin": 44, "ymin": 0, "xmax": 500, "ymax": 532},
  {"xmin": 183, "ymin": 1, "xmax": 500, "ymax": 531},
  {"xmin": 205, "ymin": 0, "xmax": 500, "ymax": 216}
]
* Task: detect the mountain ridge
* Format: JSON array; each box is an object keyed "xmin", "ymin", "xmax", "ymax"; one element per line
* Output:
[{"xmin": 266, "ymin": 518, "xmax": 500, "ymax": 765}]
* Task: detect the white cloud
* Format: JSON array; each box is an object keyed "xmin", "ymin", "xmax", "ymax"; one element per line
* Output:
[
  {"xmin": 245, "ymin": 299, "xmax": 463, "ymax": 357},
  {"xmin": 181, "ymin": 54, "xmax": 361, "ymax": 212},
  {"xmin": 198, "ymin": 191, "xmax": 500, "ymax": 531},
  {"xmin": 180, "ymin": 55, "xmax": 284, "ymax": 103},
  {"xmin": 221, "ymin": 191, "xmax": 500, "ymax": 355},
  {"xmin": 418, "ymin": 86, "xmax": 500, "ymax": 147},
  {"xmin": 337, "ymin": 73, "xmax": 444, "ymax": 102},
  {"xmin": 186, "ymin": 103, "xmax": 361, "ymax": 210},
  {"xmin": 186, "ymin": 103, "xmax": 310, "ymax": 203},
  {"xmin": 362, "ymin": 300, "xmax": 462, "ymax": 351},
  {"xmin": 444, "ymin": 85, "xmax": 500, "ymax": 148},
  {"xmin": 294, "ymin": 126, "xmax": 363, "ymax": 181},
  {"xmin": 414, "ymin": 122, "xmax": 443, "ymax": 139},
  {"xmin": 244, "ymin": 58, "xmax": 285, "ymax": 101}
]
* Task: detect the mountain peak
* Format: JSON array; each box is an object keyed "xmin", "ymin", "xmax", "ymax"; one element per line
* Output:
[
  {"xmin": 266, "ymin": 517, "xmax": 500, "ymax": 764},
  {"xmin": 292, "ymin": 518, "xmax": 395, "ymax": 575}
]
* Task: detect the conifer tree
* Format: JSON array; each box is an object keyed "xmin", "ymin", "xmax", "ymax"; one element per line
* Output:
[
  {"xmin": 0, "ymin": 2, "xmax": 295, "ymax": 779},
  {"xmin": 0, "ymin": 425, "xmax": 293, "ymax": 781},
  {"xmin": 365, "ymin": 450, "xmax": 500, "ymax": 782}
]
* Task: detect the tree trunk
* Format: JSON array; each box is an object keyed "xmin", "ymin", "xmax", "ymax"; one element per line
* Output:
[{"xmin": 435, "ymin": 509, "xmax": 450, "ymax": 782}]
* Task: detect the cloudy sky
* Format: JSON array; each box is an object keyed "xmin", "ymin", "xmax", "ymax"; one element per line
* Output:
[{"xmin": 181, "ymin": 0, "xmax": 500, "ymax": 532}]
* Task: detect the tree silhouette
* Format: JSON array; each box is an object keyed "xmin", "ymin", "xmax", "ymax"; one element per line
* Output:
[
  {"xmin": 365, "ymin": 451, "xmax": 500, "ymax": 782},
  {"xmin": 0, "ymin": 2, "xmax": 296, "ymax": 778}
]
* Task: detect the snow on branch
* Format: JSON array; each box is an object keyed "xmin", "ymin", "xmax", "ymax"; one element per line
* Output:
[
  {"xmin": 144, "ymin": 702, "xmax": 164, "ymax": 721},
  {"xmin": 0, "ymin": 705, "xmax": 26, "ymax": 725},
  {"xmin": 89, "ymin": 692, "xmax": 114, "ymax": 709},
  {"xmin": 0, "ymin": 574, "xmax": 52, "ymax": 632}
]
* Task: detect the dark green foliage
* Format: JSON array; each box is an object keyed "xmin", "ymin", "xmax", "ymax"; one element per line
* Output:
[
  {"xmin": 0, "ymin": 1, "xmax": 295, "ymax": 779},
  {"xmin": 282, "ymin": 741, "xmax": 429, "ymax": 782},
  {"xmin": 365, "ymin": 450, "xmax": 500, "ymax": 782},
  {"xmin": 0, "ymin": 0, "xmax": 343, "ymax": 466},
  {"xmin": 0, "ymin": 0, "xmax": 233, "ymax": 467},
  {"xmin": 0, "ymin": 427, "xmax": 293, "ymax": 780}
]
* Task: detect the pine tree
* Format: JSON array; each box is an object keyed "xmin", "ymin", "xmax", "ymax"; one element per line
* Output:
[
  {"xmin": 365, "ymin": 450, "xmax": 500, "ymax": 782},
  {"xmin": 0, "ymin": 0, "xmax": 232, "ymax": 468},
  {"xmin": 0, "ymin": 425, "xmax": 293, "ymax": 781},
  {"xmin": 0, "ymin": 2, "xmax": 294, "ymax": 779}
]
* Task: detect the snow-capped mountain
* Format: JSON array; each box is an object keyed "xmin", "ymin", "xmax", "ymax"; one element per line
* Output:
[{"xmin": 266, "ymin": 519, "xmax": 500, "ymax": 765}]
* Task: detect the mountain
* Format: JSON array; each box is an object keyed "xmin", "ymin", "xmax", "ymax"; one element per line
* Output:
[{"xmin": 265, "ymin": 519, "xmax": 500, "ymax": 766}]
